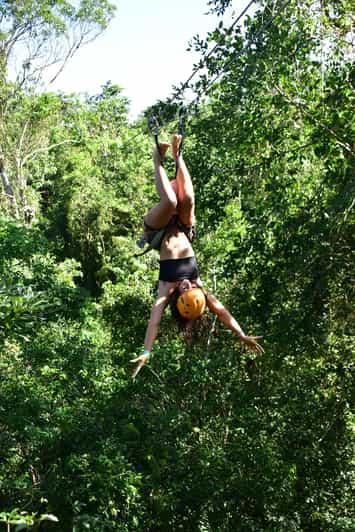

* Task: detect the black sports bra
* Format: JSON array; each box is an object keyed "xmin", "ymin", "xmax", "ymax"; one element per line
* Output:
[{"xmin": 159, "ymin": 256, "xmax": 199, "ymax": 282}]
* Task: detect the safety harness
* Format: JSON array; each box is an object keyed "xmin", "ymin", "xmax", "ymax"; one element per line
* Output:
[{"xmin": 135, "ymin": 215, "xmax": 195, "ymax": 257}]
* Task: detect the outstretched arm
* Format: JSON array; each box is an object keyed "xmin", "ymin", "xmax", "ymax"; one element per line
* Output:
[
  {"xmin": 131, "ymin": 282, "xmax": 174, "ymax": 378},
  {"xmin": 205, "ymin": 292, "xmax": 264, "ymax": 355}
]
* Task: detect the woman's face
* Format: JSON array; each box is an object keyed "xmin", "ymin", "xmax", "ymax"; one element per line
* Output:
[{"xmin": 178, "ymin": 279, "xmax": 196, "ymax": 294}]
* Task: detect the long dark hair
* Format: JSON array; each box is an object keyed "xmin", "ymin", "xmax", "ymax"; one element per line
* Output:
[{"xmin": 169, "ymin": 287, "xmax": 210, "ymax": 345}]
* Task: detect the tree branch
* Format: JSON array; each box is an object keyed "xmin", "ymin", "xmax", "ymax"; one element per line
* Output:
[
  {"xmin": 274, "ymin": 84, "xmax": 354, "ymax": 155},
  {"xmin": 21, "ymin": 139, "xmax": 80, "ymax": 166}
]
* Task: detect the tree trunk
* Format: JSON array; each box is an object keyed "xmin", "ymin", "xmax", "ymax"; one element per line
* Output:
[{"xmin": 0, "ymin": 152, "xmax": 19, "ymax": 217}]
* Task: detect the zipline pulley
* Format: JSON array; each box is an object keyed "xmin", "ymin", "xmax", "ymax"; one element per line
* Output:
[
  {"xmin": 148, "ymin": 115, "xmax": 160, "ymax": 137},
  {"xmin": 178, "ymin": 105, "xmax": 187, "ymax": 137}
]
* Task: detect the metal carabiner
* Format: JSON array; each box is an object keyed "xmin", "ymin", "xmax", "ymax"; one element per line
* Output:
[
  {"xmin": 178, "ymin": 106, "xmax": 187, "ymax": 137},
  {"xmin": 148, "ymin": 116, "xmax": 160, "ymax": 137}
]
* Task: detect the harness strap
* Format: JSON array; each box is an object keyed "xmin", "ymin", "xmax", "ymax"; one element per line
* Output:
[
  {"xmin": 178, "ymin": 106, "xmax": 187, "ymax": 151},
  {"xmin": 148, "ymin": 116, "xmax": 164, "ymax": 166},
  {"xmin": 135, "ymin": 227, "xmax": 166, "ymax": 257},
  {"xmin": 174, "ymin": 106, "xmax": 186, "ymax": 178}
]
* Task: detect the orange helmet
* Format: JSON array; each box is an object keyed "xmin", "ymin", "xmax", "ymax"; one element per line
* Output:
[{"xmin": 177, "ymin": 288, "xmax": 206, "ymax": 320}]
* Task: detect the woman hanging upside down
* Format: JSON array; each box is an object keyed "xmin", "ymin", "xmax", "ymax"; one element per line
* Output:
[{"xmin": 131, "ymin": 134, "xmax": 263, "ymax": 378}]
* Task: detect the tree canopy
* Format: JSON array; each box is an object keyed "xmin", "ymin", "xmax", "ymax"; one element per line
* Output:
[{"xmin": 0, "ymin": 0, "xmax": 354, "ymax": 530}]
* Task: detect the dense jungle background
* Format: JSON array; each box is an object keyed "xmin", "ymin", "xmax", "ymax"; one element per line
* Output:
[{"xmin": 0, "ymin": 0, "xmax": 354, "ymax": 530}]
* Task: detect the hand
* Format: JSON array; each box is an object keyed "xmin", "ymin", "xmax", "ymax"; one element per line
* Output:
[
  {"xmin": 130, "ymin": 354, "xmax": 150, "ymax": 379},
  {"xmin": 239, "ymin": 335, "xmax": 264, "ymax": 355}
]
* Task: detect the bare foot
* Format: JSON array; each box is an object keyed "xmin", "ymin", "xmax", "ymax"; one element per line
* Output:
[
  {"xmin": 154, "ymin": 141, "xmax": 170, "ymax": 162},
  {"xmin": 171, "ymin": 134, "xmax": 182, "ymax": 160}
]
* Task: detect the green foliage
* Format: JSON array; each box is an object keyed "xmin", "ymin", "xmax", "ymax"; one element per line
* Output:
[
  {"xmin": 0, "ymin": 509, "xmax": 58, "ymax": 531},
  {"xmin": 0, "ymin": 0, "xmax": 116, "ymax": 218},
  {"xmin": 0, "ymin": 0, "xmax": 354, "ymax": 530},
  {"xmin": 39, "ymin": 84, "xmax": 151, "ymax": 291}
]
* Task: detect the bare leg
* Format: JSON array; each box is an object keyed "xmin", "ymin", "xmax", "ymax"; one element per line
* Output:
[
  {"xmin": 171, "ymin": 134, "xmax": 195, "ymax": 227},
  {"xmin": 144, "ymin": 142, "xmax": 178, "ymax": 230}
]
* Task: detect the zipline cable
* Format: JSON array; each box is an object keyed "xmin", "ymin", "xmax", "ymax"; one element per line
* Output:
[
  {"xmin": 142, "ymin": 0, "xmax": 259, "ymax": 140},
  {"xmin": 122, "ymin": 0, "xmax": 345, "ymax": 157},
  {"xmin": 149, "ymin": 0, "xmax": 293, "ymax": 135},
  {"xmin": 118, "ymin": 0, "xmax": 293, "ymax": 152},
  {"xmin": 184, "ymin": 0, "xmax": 293, "ymax": 112},
  {"xmin": 184, "ymin": 0, "xmax": 350, "ymax": 156},
  {"xmin": 170, "ymin": 0, "xmax": 257, "ymax": 104}
]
